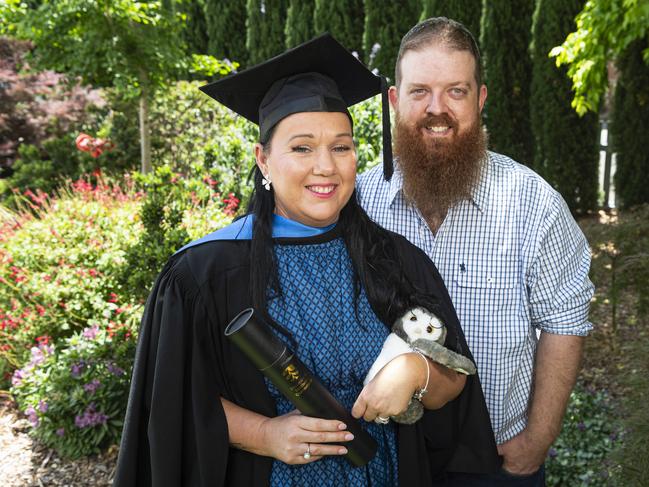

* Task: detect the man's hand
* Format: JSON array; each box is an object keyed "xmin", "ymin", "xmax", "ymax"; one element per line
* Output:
[
  {"xmin": 498, "ymin": 332, "xmax": 585, "ymax": 475},
  {"xmin": 497, "ymin": 429, "xmax": 548, "ymax": 475}
]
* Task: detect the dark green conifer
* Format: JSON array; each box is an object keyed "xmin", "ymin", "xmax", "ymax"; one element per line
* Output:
[
  {"xmin": 480, "ymin": 0, "xmax": 534, "ymax": 165},
  {"xmin": 363, "ymin": 0, "xmax": 421, "ymax": 81},
  {"xmin": 285, "ymin": 0, "xmax": 315, "ymax": 48},
  {"xmin": 530, "ymin": 0, "xmax": 599, "ymax": 214},
  {"xmin": 313, "ymin": 0, "xmax": 364, "ymax": 55},
  {"xmin": 206, "ymin": 0, "xmax": 248, "ymax": 64},
  {"xmin": 420, "ymin": 0, "xmax": 481, "ymax": 40},
  {"xmin": 182, "ymin": 0, "xmax": 209, "ymax": 54},
  {"xmin": 246, "ymin": 0, "xmax": 288, "ymax": 65},
  {"xmin": 611, "ymin": 39, "xmax": 649, "ymax": 208}
]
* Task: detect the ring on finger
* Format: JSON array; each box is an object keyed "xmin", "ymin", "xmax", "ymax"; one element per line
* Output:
[
  {"xmin": 303, "ymin": 443, "xmax": 311, "ymax": 460},
  {"xmin": 374, "ymin": 415, "xmax": 390, "ymax": 424}
]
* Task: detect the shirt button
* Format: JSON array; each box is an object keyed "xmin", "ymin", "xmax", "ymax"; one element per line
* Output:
[{"xmin": 486, "ymin": 277, "xmax": 494, "ymax": 284}]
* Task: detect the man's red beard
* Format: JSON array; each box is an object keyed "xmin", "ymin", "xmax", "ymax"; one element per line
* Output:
[{"xmin": 393, "ymin": 112, "xmax": 487, "ymax": 219}]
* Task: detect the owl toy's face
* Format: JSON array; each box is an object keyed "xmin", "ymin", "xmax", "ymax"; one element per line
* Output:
[{"xmin": 401, "ymin": 307, "xmax": 445, "ymax": 343}]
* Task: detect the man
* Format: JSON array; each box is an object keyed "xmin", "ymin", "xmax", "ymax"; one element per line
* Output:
[{"xmin": 357, "ymin": 17, "xmax": 594, "ymax": 486}]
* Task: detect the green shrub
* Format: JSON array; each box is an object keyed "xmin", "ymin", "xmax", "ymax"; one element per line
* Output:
[
  {"xmin": 120, "ymin": 164, "xmax": 238, "ymax": 301},
  {"xmin": 11, "ymin": 316, "xmax": 138, "ymax": 458},
  {"xmin": 546, "ymin": 383, "xmax": 619, "ymax": 485},
  {"xmin": 2, "ymin": 168, "xmax": 237, "ymax": 458},
  {"xmin": 350, "ymin": 94, "xmax": 383, "ymax": 173},
  {"xmin": 0, "ymin": 177, "xmax": 142, "ymax": 378},
  {"xmin": 3, "ymin": 136, "xmax": 101, "ymax": 207}
]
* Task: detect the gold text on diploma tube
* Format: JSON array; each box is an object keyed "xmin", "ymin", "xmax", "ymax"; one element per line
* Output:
[{"xmin": 282, "ymin": 364, "xmax": 313, "ymax": 397}]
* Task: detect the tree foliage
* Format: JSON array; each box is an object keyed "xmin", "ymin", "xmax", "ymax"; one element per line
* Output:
[
  {"xmin": 0, "ymin": 37, "xmax": 103, "ymax": 173},
  {"xmin": 363, "ymin": 0, "xmax": 421, "ymax": 80},
  {"xmin": 530, "ymin": 0, "xmax": 599, "ymax": 214},
  {"xmin": 206, "ymin": 0, "xmax": 248, "ymax": 64},
  {"xmin": 551, "ymin": 0, "xmax": 649, "ymax": 115},
  {"xmin": 246, "ymin": 0, "xmax": 287, "ymax": 65},
  {"xmin": 2, "ymin": 0, "xmax": 227, "ymax": 173},
  {"xmin": 480, "ymin": 0, "xmax": 535, "ymax": 165},
  {"xmin": 611, "ymin": 39, "xmax": 649, "ymax": 208},
  {"xmin": 420, "ymin": 0, "xmax": 482, "ymax": 41},
  {"xmin": 314, "ymin": 0, "xmax": 364, "ymax": 55},
  {"xmin": 4, "ymin": 0, "xmax": 187, "ymax": 93},
  {"xmin": 285, "ymin": 0, "xmax": 315, "ymax": 48}
]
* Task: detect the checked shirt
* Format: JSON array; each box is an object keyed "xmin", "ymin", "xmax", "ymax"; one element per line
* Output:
[{"xmin": 357, "ymin": 151, "xmax": 594, "ymax": 444}]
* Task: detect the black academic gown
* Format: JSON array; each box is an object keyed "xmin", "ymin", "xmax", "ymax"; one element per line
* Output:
[{"xmin": 113, "ymin": 227, "xmax": 500, "ymax": 487}]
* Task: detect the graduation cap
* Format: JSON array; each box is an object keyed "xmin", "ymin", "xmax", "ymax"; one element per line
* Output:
[{"xmin": 200, "ymin": 33, "xmax": 394, "ymax": 181}]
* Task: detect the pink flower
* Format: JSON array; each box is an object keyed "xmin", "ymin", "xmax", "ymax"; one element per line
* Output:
[{"xmin": 82, "ymin": 324, "xmax": 99, "ymax": 340}]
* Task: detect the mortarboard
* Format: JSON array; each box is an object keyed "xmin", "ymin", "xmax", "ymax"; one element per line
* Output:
[{"xmin": 200, "ymin": 33, "xmax": 393, "ymax": 181}]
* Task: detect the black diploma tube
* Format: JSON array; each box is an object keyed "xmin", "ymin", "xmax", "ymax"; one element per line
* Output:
[{"xmin": 224, "ymin": 308, "xmax": 377, "ymax": 467}]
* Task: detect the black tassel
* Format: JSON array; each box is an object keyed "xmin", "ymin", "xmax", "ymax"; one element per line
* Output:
[{"xmin": 380, "ymin": 76, "xmax": 393, "ymax": 181}]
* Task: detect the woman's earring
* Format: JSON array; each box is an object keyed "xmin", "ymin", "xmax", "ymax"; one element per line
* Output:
[{"xmin": 262, "ymin": 175, "xmax": 272, "ymax": 191}]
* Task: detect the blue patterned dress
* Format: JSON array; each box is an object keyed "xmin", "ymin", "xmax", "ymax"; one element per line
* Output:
[{"xmin": 265, "ymin": 235, "xmax": 398, "ymax": 487}]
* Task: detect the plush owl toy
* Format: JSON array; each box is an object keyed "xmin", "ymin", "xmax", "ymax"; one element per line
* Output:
[{"xmin": 364, "ymin": 307, "xmax": 477, "ymax": 424}]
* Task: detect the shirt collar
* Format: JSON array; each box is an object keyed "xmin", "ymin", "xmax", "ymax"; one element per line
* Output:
[{"xmin": 388, "ymin": 153, "xmax": 492, "ymax": 213}]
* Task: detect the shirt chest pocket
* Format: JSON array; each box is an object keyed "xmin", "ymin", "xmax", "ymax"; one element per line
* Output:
[{"xmin": 451, "ymin": 255, "xmax": 521, "ymax": 317}]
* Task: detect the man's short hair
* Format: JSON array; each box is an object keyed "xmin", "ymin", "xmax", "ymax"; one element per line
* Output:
[{"xmin": 395, "ymin": 17, "xmax": 482, "ymax": 88}]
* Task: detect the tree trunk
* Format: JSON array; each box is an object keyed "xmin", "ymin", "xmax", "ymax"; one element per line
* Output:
[{"xmin": 139, "ymin": 88, "xmax": 152, "ymax": 174}]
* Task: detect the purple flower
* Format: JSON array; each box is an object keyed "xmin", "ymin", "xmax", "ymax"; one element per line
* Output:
[
  {"xmin": 24, "ymin": 406, "xmax": 39, "ymax": 428},
  {"xmin": 70, "ymin": 360, "xmax": 86, "ymax": 377},
  {"xmin": 107, "ymin": 362, "xmax": 124, "ymax": 376},
  {"xmin": 548, "ymin": 448, "xmax": 558, "ymax": 458},
  {"xmin": 56, "ymin": 428, "xmax": 65, "ymax": 436},
  {"xmin": 38, "ymin": 400, "xmax": 48, "ymax": 413},
  {"xmin": 29, "ymin": 345, "xmax": 48, "ymax": 366},
  {"xmin": 83, "ymin": 379, "xmax": 101, "ymax": 394},
  {"xmin": 83, "ymin": 324, "xmax": 99, "ymax": 340},
  {"xmin": 11, "ymin": 369, "xmax": 25, "ymax": 386},
  {"xmin": 74, "ymin": 403, "xmax": 109, "ymax": 428},
  {"xmin": 577, "ymin": 422, "xmax": 586, "ymax": 431}
]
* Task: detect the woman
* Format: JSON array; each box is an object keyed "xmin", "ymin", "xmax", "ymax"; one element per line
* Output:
[{"xmin": 114, "ymin": 35, "xmax": 499, "ymax": 486}]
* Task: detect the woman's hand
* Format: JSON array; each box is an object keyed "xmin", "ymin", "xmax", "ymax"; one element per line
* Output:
[
  {"xmin": 351, "ymin": 353, "xmax": 423, "ymax": 422},
  {"xmin": 351, "ymin": 352, "xmax": 466, "ymax": 422},
  {"xmin": 259, "ymin": 410, "xmax": 354, "ymax": 464}
]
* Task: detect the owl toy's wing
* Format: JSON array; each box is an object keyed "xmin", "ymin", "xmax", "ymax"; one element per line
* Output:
[{"xmin": 411, "ymin": 338, "xmax": 477, "ymax": 375}]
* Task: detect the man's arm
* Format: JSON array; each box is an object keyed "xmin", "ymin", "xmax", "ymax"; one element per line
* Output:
[{"xmin": 497, "ymin": 332, "xmax": 584, "ymax": 474}]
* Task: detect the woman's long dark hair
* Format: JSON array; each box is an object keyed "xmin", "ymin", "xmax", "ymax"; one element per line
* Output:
[{"xmin": 247, "ymin": 132, "xmax": 439, "ymax": 339}]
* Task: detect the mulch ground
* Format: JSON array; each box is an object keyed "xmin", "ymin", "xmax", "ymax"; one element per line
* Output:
[{"xmin": 0, "ymin": 397, "xmax": 117, "ymax": 487}]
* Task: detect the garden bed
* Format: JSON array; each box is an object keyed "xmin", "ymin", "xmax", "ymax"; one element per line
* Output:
[{"xmin": 0, "ymin": 397, "xmax": 117, "ymax": 486}]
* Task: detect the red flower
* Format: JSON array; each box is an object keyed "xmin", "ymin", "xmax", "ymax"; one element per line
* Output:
[
  {"xmin": 76, "ymin": 133, "xmax": 113, "ymax": 158},
  {"xmin": 203, "ymin": 176, "xmax": 218, "ymax": 188},
  {"xmin": 108, "ymin": 292, "xmax": 118, "ymax": 303},
  {"xmin": 223, "ymin": 193, "xmax": 240, "ymax": 216},
  {"xmin": 35, "ymin": 335, "xmax": 50, "ymax": 345}
]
